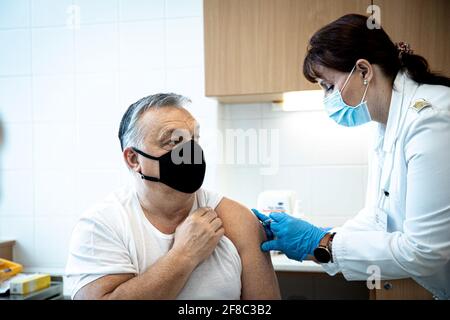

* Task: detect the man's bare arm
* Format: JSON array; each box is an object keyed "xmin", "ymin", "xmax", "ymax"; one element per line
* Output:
[
  {"xmin": 74, "ymin": 207, "xmax": 224, "ymax": 300},
  {"xmin": 216, "ymin": 198, "xmax": 281, "ymax": 299},
  {"xmin": 74, "ymin": 249, "xmax": 196, "ymax": 300}
]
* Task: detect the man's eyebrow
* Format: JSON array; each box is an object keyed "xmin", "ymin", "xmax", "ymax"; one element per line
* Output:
[
  {"xmin": 157, "ymin": 128, "xmax": 176, "ymax": 142},
  {"xmin": 158, "ymin": 127, "xmax": 195, "ymax": 142}
]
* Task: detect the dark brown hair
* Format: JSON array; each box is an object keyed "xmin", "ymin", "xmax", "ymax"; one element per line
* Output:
[{"xmin": 303, "ymin": 14, "xmax": 450, "ymax": 87}]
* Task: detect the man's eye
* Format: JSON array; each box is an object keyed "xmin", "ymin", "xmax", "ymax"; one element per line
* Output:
[{"xmin": 168, "ymin": 137, "xmax": 183, "ymax": 146}]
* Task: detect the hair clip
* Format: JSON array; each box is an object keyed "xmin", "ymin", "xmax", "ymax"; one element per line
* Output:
[{"xmin": 395, "ymin": 42, "xmax": 414, "ymax": 59}]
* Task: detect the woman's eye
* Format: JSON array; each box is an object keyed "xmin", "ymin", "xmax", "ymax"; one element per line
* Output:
[
  {"xmin": 325, "ymin": 84, "xmax": 334, "ymax": 92},
  {"xmin": 319, "ymin": 82, "xmax": 334, "ymax": 93}
]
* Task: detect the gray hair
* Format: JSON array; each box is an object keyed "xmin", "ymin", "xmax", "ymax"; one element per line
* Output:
[{"xmin": 118, "ymin": 93, "xmax": 191, "ymax": 151}]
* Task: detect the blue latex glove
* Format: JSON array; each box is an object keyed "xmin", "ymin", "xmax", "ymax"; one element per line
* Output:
[
  {"xmin": 251, "ymin": 209, "xmax": 327, "ymax": 261},
  {"xmin": 251, "ymin": 209, "xmax": 274, "ymax": 240}
]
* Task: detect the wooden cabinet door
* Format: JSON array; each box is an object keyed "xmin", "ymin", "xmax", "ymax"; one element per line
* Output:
[
  {"xmin": 0, "ymin": 240, "xmax": 15, "ymax": 260},
  {"xmin": 204, "ymin": 0, "xmax": 449, "ymax": 101},
  {"xmin": 374, "ymin": 0, "xmax": 450, "ymax": 75},
  {"xmin": 370, "ymin": 279, "xmax": 434, "ymax": 300},
  {"xmin": 204, "ymin": 0, "xmax": 369, "ymax": 100}
]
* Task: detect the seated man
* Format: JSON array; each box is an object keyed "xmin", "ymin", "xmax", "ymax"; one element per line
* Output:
[{"xmin": 65, "ymin": 93, "xmax": 280, "ymax": 299}]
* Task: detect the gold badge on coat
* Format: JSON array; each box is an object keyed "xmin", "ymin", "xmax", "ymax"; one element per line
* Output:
[{"xmin": 410, "ymin": 99, "xmax": 431, "ymax": 112}]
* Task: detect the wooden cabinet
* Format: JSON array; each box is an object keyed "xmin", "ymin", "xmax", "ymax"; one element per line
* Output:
[
  {"xmin": 204, "ymin": 0, "xmax": 450, "ymax": 103},
  {"xmin": 0, "ymin": 240, "xmax": 15, "ymax": 260},
  {"xmin": 204, "ymin": 0, "xmax": 369, "ymax": 102},
  {"xmin": 369, "ymin": 279, "xmax": 434, "ymax": 300},
  {"xmin": 374, "ymin": 0, "xmax": 450, "ymax": 76},
  {"xmin": 276, "ymin": 271, "xmax": 369, "ymax": 300},
  {"xmin": 277, "ymin": 271, "xmax": 434, "ymax": 300}
]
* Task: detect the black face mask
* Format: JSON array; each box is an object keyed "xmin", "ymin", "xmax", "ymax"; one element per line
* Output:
[{"xmin": 132, "ymin": 140, "xmax": 206, "ymax": 194}]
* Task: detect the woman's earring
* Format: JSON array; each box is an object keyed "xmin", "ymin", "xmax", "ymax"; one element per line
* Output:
[{"xmin": 363, "ymin": 79, "xmax": 368, "ymax": 86}]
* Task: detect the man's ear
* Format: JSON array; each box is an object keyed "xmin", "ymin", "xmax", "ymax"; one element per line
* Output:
[
  {"xmin": 355, "ymin": 59, "xmax": 373, "ymax": 83},
  {"xmin": 123, "ymin": 147, "xmax": 141, "ymax": 173}
]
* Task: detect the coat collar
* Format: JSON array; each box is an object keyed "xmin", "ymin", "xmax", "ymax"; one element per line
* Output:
[{"xmin": 382, "ymin": 71, "xmax": 419, "ymax": 152}]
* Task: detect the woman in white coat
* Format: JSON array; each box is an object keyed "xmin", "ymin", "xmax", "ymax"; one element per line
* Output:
[{"xmin": 253, "ymin": 14, "xmax": 450, "ymax": 299}]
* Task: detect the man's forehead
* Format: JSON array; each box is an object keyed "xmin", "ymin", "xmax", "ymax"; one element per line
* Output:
[{"xmin": 140, "ymin": 107, "xmax": 198, "ymax": 135}]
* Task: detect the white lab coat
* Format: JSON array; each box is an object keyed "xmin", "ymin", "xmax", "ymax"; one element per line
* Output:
[{"xmin": 322, "ymin": 71, "xmax": 450, "ymax": 299}]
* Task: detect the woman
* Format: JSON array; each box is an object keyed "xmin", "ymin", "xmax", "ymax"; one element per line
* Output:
[{"xmin": 253, "ymin": 14, "xmax": 450, "ymax": 299}]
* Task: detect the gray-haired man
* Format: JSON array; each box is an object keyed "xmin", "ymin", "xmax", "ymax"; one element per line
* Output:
[{"xmin": 66, "ymin": 93, "xmax": 280, "ymax": 300}]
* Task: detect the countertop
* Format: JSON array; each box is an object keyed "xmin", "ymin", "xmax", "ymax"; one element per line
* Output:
[{"xmin": 271, "ymin": 253, "xmax": 325, "ymax": 273}]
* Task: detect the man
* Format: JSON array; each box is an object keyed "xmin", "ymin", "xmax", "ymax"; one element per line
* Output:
[{"xmin": 66, "ymin": 93, "xmax": 280, "ymax": 299}]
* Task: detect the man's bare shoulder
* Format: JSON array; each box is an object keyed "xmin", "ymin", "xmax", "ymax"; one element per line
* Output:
[
  {"xmin": 215, "ymin": 197, "xmax": 266, "ymax": 253},
  {"xmin": 215, "ymin": 197, "xmax": 281, "ymax": 299}
]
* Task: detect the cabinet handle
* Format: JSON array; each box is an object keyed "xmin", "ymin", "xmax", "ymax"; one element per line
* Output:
[{"xmin": 383, "ymin": 282, "xmax": 393, "ymax": 290}]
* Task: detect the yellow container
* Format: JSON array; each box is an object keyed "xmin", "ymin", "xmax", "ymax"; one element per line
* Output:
[
  {"xmin": 0, "ymin": 258, "xmax": 23, "ymax": 283},
  {"xmin": 10, "ymin": 274, "xmax": 51, "ymax": 295}
]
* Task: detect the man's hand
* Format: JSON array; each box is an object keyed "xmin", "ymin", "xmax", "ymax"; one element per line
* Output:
[{"xmin": 172, "ymin": 207, "xmax": 224, "ymax": 267}]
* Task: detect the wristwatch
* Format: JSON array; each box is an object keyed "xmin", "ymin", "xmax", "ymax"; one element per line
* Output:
[{"xmin": 313, "ymin": 232, "xmax": 336, "ymax": 263}]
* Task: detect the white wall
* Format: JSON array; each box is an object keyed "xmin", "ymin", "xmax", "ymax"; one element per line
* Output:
[
  {"xmin": 218, "ymin": 103, "xmax": 372, "ymax": 228},
  {"xmin": 0, "ymin": 0, "xmax": 218, "ymax": 271}
]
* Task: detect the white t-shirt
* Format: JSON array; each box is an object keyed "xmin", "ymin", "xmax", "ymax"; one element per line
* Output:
[{"xmin": 65, "ymin": 186, "xmax": 242, "ymax": 300}]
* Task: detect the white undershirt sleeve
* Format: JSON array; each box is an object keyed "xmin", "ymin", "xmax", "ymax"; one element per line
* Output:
[{"xmin": 65, "ymin": 213, "xmax": 137, "ymax": 299}]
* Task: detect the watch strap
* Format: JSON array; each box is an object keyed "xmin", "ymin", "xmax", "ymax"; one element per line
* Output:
[{"xmin": 328, "ymin": 232, "xmax": 336, "ymax": 263}]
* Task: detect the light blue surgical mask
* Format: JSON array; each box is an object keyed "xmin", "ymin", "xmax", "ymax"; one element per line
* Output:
[{"xmin": 323, "ymin": 65, "xmax": 371, "ymax": 127}]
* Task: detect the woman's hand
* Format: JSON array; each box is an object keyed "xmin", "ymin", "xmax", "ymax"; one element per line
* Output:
[
  {"xmin": 252, "ymin": 209, "xmax": 327, "ymax": 261},
  {"xmin": 251, "ymin": 209, "xmax": 274, "ymax": 240}
]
